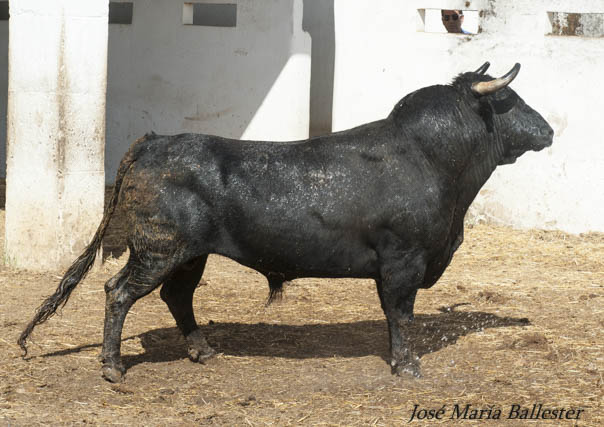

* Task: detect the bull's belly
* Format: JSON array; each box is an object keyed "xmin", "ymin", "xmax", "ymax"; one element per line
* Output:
[{"xmin": 216, "ymin": 232, "xmax": 380, "ymax": 280}]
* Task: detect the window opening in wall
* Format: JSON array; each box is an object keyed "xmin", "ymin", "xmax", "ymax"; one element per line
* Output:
[
  {"xmin": 0, "ymin": 2, "xmax": 9, "ymax": 21},
  {"xmin": 418, "ymin": 9, "xmax": 479, "ymax": 34},
  {"xmin": 109, "ymin": 2, "xmax": 133, "ymax": 25},
  {"xmin": 183, "ymin": 3, "xmax": 237, "ymax": 27},
  {"xmin": 548, "ymin": 12, "xmax": 604, "ymax": 37}
]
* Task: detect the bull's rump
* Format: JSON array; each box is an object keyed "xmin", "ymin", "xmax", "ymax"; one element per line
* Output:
[{"xmin": 120, "ymin": 130, "xmax": 444, "ymax": 279}]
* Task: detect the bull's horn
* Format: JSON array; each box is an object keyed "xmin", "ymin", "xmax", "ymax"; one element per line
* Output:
[
  {"xmin": 475, "ymin": 62, "xmax": 490, "ymax": 74},
  {"xmin": 471, "ymin": 63, "xmax": 521, "ymax": 96}
]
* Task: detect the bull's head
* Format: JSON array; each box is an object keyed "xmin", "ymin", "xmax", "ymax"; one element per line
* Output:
[{"xmin": 469, "ymin": 62, "xmax": 554, "ymax": 165}]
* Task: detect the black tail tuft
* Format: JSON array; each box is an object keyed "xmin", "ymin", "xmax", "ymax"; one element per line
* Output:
[
  {"xmin": 18, "ymin": 240, "xmax": 101, "ymax": 356},
  {"xmin": 265, "ymin": 274, "xmax": 286, "ymax": 306},
  {"xmin": 17, "ymin": 135, "xmax": 146, "ymax": 357},
  {"xmin": 266, "ymin": 286, "xmax": 284, "ymax": 306}
]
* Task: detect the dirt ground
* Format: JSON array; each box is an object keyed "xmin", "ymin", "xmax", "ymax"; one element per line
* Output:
[{"xmin": 0, "ymin": 200, "xmax": 602, "ymax": 425}]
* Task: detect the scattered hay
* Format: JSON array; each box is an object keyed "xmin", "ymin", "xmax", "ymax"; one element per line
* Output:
[
  {"xmin": 476, "ymin": 290, "xmax": 508, "ymax": 304},
  {"xmin": 0, "ymin": 207, "xmax": 602, "ymax": 425},
  {"xmin": 500, "ymin": 332, "xmax": 549, "ymax": 350}
]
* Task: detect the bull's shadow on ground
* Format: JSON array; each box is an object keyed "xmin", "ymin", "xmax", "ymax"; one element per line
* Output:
[{"xmin": 41, "ymin": 305, "xmax": 530, "ymax": 370}]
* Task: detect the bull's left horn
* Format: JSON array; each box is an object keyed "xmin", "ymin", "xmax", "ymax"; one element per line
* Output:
[
  {"xmin": 471, "ymin": 63, "xmax": 521, "ymax": 96},
  {"xmin": 474, "ymin": 62, "xmax": 490, "ymax": 74}
]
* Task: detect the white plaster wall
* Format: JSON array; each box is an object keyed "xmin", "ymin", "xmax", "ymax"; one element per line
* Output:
[
  {"xmin": 332, "ymin": 0, "xmax": 604, "ymax": 233},
  {"xmin": 0, "ymin": 13, "xmax": 7, "ymax": 180},
  {"xmin": 106, "ymin": 0, "xmax": 311, "ymax": 182},
  {"xmin": 5, "ymin": 0, "xmax": 107, "ymax": 270}
]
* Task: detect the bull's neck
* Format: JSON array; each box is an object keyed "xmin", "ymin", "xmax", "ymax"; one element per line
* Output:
[{"xmin": 454, "ymin": 131, "xmax": 505, "ymax": 220}]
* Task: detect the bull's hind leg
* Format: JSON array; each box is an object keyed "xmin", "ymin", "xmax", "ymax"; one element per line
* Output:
[
  {"xmin": 100, "ymin": 257, "xmax": 175, "ymax": 383},
  {"xmin": 98, "ymin": 264, "xmax": 129, "ymax": 366},
  {"xmin": 159, "ymin": 255, "xmax": 216, "ymax": 364}
]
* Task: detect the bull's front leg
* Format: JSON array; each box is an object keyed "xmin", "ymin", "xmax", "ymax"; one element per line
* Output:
[{"xmin": 376, "ymin": 253, "xmax": 425, "ymax": 378}]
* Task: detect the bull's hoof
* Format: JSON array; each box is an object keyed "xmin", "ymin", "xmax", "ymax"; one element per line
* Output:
[
  {"xmin": 188, "ymin": 346, "xmax": 216, "ymax": 363},
  {"xmin": 101, "ymin": 363, "xmax": 125, "ymax": 383},
  {"xmin": 186, "ymin": 329, "xmax": 216, "ymax": 363},
  {"xmin": 391, "ymin": 358, "xmax": 422, "ymax": 378}
]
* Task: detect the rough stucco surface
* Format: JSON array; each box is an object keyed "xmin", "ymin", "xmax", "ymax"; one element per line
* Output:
[
  {"xmin": 0, "ymin": 14, "xmax": 6, "ymax": 180},
  {"xmin": 332, "ymin": 0, "xmax": 604, "ymax": 233},
  {"xmin": 5, "ymin": 0, "xmax": 107, "ymax": 270}
]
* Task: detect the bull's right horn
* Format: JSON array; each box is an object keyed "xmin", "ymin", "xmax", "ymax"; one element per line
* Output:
[{"xmin": 471, "ymin": 63, "xmax": 521, "ymax": 96}]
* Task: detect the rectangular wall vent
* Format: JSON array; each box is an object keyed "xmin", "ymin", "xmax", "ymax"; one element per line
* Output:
[
  {"xmin": 109, "ymin": 2, "xmax": 133, "ymax": 25},
  {"xmin": 183, "ymin": 3, "xmax": 237, "ymax": 27},
  {"xmin": 418, "ymin": 9, "xmax": 479, "ymax": 35},
  {"xmin": 0, "ymin": 2, "xmax": 9, "ymax": 21},
  {"xmin": 548, "ymin": 12, "xmax": 604, "ymax": 37}
]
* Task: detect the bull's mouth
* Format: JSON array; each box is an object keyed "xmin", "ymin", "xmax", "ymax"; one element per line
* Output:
[
  {"xmin": 500, "ymin": 138, "xmax": 552, "ymax": 165},
  {"xmin": 499, "ymin": 156, "xmax": 517, "ymax": 165},
  {"xmin": 499, "ymin": 149, "xmax": 524, "ymax": 165}
]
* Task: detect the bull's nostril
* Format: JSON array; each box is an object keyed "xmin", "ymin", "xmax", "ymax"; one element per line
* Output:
[{"xmin": 542, "ymin": 127, "xmax": 554, "ymax": 139}]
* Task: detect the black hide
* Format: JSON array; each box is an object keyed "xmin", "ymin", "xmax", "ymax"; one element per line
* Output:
[{"xmin": 20, "ymin": 64, "xmax": 554, "ymax": 382}]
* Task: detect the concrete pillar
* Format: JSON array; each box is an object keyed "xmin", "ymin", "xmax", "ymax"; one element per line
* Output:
[{"xmin": 5, "ymin": 0, "xmax": 108, "ymax": 270}]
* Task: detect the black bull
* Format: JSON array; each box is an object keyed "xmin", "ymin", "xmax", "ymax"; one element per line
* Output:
[{"xmin": 19, "ymin": 63, "xmax": 554, "ymax": 382}]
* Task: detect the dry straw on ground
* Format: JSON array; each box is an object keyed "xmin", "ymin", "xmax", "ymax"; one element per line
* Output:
[{"xmin": 0, "ymin": 206, "xmax": 602, "ymax": 425}]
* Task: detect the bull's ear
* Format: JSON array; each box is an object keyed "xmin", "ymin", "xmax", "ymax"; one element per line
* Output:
[
  {"xmin": 474, "ymin": 62, "xmax": 490, "ymax": 74},
  {"xmin": 478, "ymin": 97, "xmax": 494, "ymax": 133},
  {"xmin": 471, "ymin": 63, "xmax": 521, "ymax": 96}
]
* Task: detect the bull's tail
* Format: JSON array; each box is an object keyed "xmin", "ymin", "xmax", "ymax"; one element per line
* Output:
[{"xmin": 17, "ymin": 136, "xmax": 146, "ymax": 356}]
